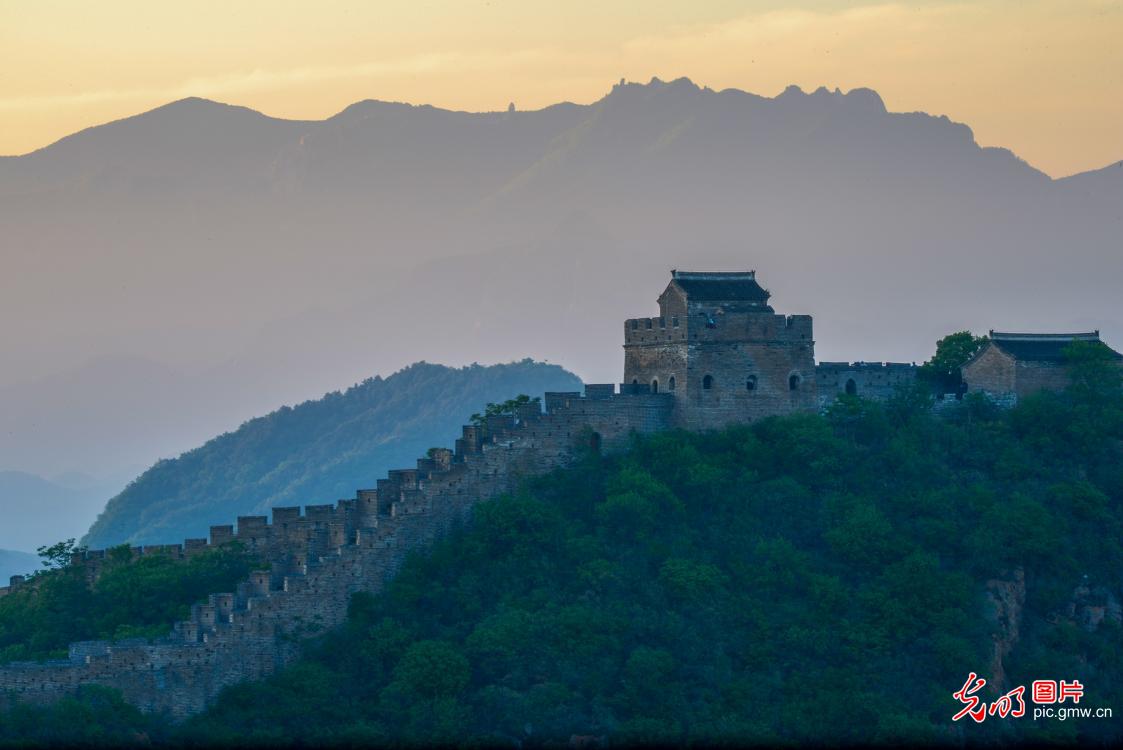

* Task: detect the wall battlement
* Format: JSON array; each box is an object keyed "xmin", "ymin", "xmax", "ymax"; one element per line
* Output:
[
  {"xmin": 624, "ymin": 313, "xmax": 813, "ymax": 347},
  {"xmin": 0, "ymin": 385, "xmax": 673, "ymax": 717},
  {"xmin": 814, "ymin": 361, "xmax": 919, "ymax": 405}
]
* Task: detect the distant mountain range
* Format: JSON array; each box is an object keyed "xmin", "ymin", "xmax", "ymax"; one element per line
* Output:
[
  {"xmin": 83, "ymin": 360, "xmax": 580, "ymax": 548},
  {"xmin": 2, "ymin": 77, "xmax": 1119, "ymax": 486},
  {"xmin": 0, "ymin": 470, "xmax": 121, "ymax": 553},
  {"xmin": 0, "ymin": 550, "xmax": 38, "ymax": 584}
]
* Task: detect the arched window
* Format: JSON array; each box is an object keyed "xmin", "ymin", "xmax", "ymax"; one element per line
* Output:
[
  {"xmin": 651, "ymin": 379, "xmax": 659, "ymax": 394},
  {"xmin": 746, "ymin": 375, "xmax": 757, "ymax": 392},
  {"xmin": 703, "ymin": 374, "xmax": 714, "ymax": 390},
  {"xmin": 789, "ymin": 374, "xmax": 801, "ymax": 391},
  {"xmin": 845, "ymin": 378, "xmax": 857, "ymax": 396},
  {"xmin": 668, "ymin": 376, "xmax": 676, "ymax": 391},
  {"xmin": 632, "ymin": 378, "xmax": 638, "ymax": 385}
]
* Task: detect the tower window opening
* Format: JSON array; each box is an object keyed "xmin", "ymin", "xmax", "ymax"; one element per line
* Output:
[
  {"xmin": 659, "ymin": 317, "xmax": 665, "ymax": 328},
  {"xmin": 703, "ymin": 374, "xmax": 714, "ymax": 390},
  {"xmin": 651, "ymin": 379, "xmax": 659, "ymax": 394},
  {"xmin": 630, "ymin": 320, "xmax": 638, "ymax": 330},
  {"xmin": 668, "ymin": 376, "xmax": 676, "ymax": 391},
  {"xmin": 645, "ymin": 319, "xmax": 653, "ymax": 329},
  {"xmin": 789, "ymin": 374, "xmax": 801, "ymax": 391},
  {"xmin": 845, "ymin": 378, "xmax": 857, "ymax": 396},
  {"xmin": 672, "ymin": 316, "xmax": 679, "ymax": 328},
  {"xmin": 746, "ymin": 375, "xmax": 757, "ymax": 392}
]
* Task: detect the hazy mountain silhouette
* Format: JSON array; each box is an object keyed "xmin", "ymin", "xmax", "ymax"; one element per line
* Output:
[
  {"xmin": 2, "ymin": 77, "xmax": 1120, "ymax": 485},
  {"xmin": 0, "ymin": 549, "xmax": 38, "ymax": 583},
  {"xmin": 0, "ymin": 471, "xmax": 117, "ymax": 553},
  {"xmin": 82, "ymin": 360, "xmax": 581, "ymax": 548}
]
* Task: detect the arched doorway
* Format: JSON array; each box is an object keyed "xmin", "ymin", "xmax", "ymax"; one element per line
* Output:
[
  {"xmin": 703, "ymin": 374, "xmax": 714, "ymax": 390},
  {"xmin": 789, "ymin": 374, "xmax": 801, "ymax": 391},
  {"xmin": 845, "ymin": 378, "xmax": 857, "ymax": 396}
]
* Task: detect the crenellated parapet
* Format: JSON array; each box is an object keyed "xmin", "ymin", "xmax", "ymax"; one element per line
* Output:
[
  {"xmin": 623, "ymin": 271, "xmax": 819, "ymax": 430},
  {"xmin": 815, "ymin": 360, "xmax": 919, "ymax": 405},
  {"xmin": 0, "ymin": 384, "xmax": 673, "ymax": 717}
]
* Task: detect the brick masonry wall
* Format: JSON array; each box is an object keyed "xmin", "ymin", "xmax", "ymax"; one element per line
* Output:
[
  {"xmin": 0, "ymin": 387, "xmax": 673, "ymax": 718},
  {"xmin": 815, "ymin": 362, "xmax": 918, "ymax": 408},
  {"xmin": 963, "ymin": 344, "xmax": 1016, "ymax": 399},
  {"xmin": 625, "ymin": 311, "xmax": 817, "ymax": 430},
  {"xmin": 1014, "ymin": 361, "xmax": 1073, "ymax": 399},
  {"xmin": 963, "ymin": 344, "xmax": 1088, "ymax": 404}
]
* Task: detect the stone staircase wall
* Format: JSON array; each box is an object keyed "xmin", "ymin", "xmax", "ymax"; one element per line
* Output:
[{"xmin": 0, "ymin": 386, "xmax": 672, "ymax": 717}]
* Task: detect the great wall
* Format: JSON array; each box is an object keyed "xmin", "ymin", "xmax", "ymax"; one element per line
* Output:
[
  {"xmin": 0, "ymin": 390, "xmax": 672, "ymax": 717},
  {"xmin": 2, "ymin": 270, "xmax": 1117, "ymax": 716}
]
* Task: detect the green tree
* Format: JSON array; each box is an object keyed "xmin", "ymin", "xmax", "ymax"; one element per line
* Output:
[
  {"xmin": 919, "ymin": 330, "xmax": 988, "ymax": 393},
  {"xmin": 390, "ymin": 640, "xmax": 470, "ymax": 699},
  {"xmin": 470, "ymin": 394, "xmax": 541, "ymax": 430},
  {"xmin": 36, "ymin": 538, "xmax": 82, "ymax": 571},
  {"xmin": 1065, "ymin": 340, "xmax": 1123, "ymax": 402}
]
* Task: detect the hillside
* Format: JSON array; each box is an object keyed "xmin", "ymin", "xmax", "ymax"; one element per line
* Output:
[
  {"xmin": 3, "ymin": 77, "xmax": 1121, "ymax": 486},
  {"xmin": 4, "ymin": 364, "xmax": 1121, "ymax": 745},
  {"xmin": 0, "ymin": 544, "xmax": 255, "ymax": 665},
  {"xmin": 82, "ymin": 360, "xmax": 581, "ymax": 548}
]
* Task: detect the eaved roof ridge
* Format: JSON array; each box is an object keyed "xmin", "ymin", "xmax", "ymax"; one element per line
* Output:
[
  {"xmin": 671, "ymin": 269, "xmax": 756, "ymax": 279},
  {"xmin": 990, "ymin": 330, "xmax": 1100, "ymax": 341}
]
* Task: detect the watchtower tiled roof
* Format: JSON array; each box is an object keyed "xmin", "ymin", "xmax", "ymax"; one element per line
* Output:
[
  {"xmin": 669, "ymin": 270, "xmax": 770, "ymax": 303},
  {"xmin": 988, "ymin": 331, "xmax": 1122, "ymax": 363}
]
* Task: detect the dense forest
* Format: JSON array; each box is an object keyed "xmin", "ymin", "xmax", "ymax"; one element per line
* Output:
[
  {"xmin": 83, "ymin": 360, "xmax": 581, "ymax": 548},
  {"xmin": 2, "ymin": 342, "xmax": 1120, "ymax": 746},
  {"xmin": 0, "ymin": 543, "xmax": 256, "ymax": 664}
]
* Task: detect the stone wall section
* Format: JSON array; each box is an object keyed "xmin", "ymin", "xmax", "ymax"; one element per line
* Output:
[
  {"xmin": 815, "ymin": 362, "xmax": 918, "ymax": 407},
  {"xmin": 1013, "ymin": 361, "xmax": 1073, "ymax": 399},
  {"xmin": 0, "ymin": 387, "xmax": 672, "ymax": 718},
  {"xmin": 624, "ymin": 312, "xmax": 817, "ymax": 430},
  {"xmin": 962, "ymin": 344, "xmax": 1017, "ymax": 401}
]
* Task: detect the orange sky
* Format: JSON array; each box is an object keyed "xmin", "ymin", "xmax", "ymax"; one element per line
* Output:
[{"xmin": 2, "ymin": 0, "xmax": 1120, "ymax": 177}]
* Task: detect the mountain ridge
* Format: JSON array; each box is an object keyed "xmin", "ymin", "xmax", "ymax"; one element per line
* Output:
[
  {"xmin": 2, "ymin": 76, "xmax": 1120, "ymax": 486},
  {"xmin": 81, "ymin": 360, "xmax": 582, "ymax": 548},
  {"xmin": 0, "ymin": 550, "xmax": 38, "ymax": 584},
  {"xmin": 6, "ymin": 77, "xmax": 1114, "ymax": 178},
  {"xmin": 0, "ymin": 470, "xmax": 118, "ymax": 553}
]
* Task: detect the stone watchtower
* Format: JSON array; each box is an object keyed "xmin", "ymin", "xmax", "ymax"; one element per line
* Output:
[{"xmin": 623, "ymin": 270, "xmax": 817, "ymax": 429}]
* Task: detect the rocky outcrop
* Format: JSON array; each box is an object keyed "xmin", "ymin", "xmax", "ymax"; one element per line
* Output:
[
  {"xmin": 985, "ymin": 567, "xmax": 1025, "ymax": 691},
  {"xmin": 1065, "ymin": 580, "xmax": 1123, "ymax": 632}
]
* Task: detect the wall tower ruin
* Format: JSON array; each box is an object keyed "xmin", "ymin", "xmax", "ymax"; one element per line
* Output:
[{"xmin": 624, "ymin": 270, "xmax": 818, "ymax": 429}]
